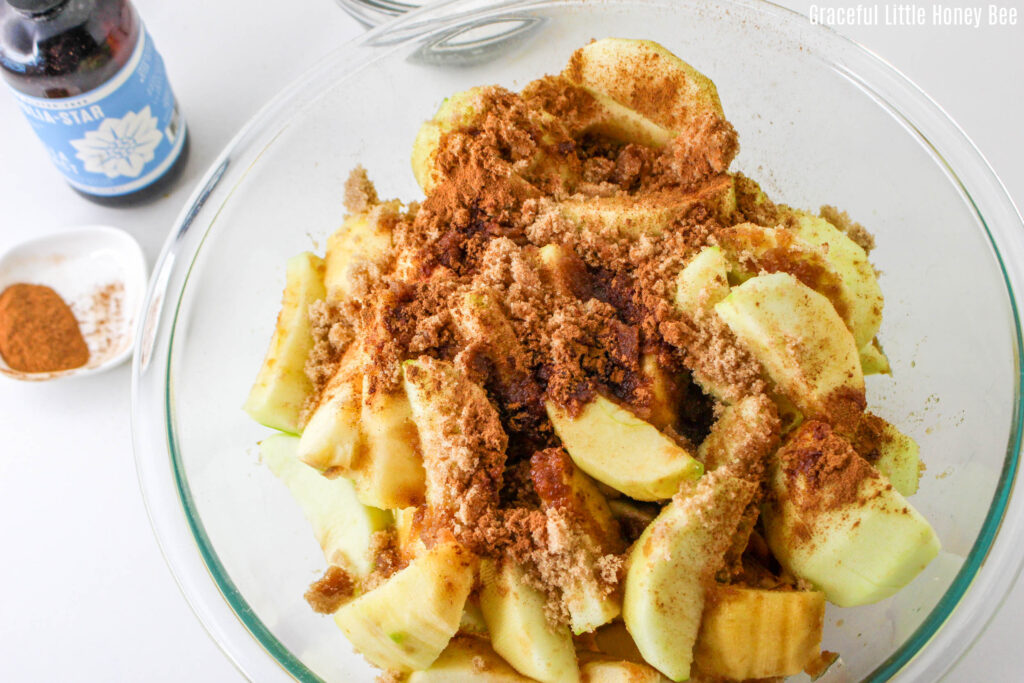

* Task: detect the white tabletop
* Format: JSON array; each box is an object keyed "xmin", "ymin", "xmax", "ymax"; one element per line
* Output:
[{"xmin": 0, "ymin": 1, "xmax": 1019, "ymax": 680}]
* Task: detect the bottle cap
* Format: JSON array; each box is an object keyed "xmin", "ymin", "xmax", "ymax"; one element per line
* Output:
[{"xmin": 5, "ymin": 0, "xmax": 66, "ymax": 14}]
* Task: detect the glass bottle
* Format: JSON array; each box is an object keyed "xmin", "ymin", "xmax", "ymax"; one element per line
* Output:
[{"xmin": 0, "ymin": 0, "xmax": 188, "ymax": 205}]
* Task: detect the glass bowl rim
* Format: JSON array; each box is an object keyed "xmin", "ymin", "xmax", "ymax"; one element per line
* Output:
[{"xmin": 131, "ymin": 1, "xmax": 1024, "ymax": 681}]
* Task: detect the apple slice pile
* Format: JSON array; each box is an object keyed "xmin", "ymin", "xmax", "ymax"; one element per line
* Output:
[{"xmin": 242, "ymin": 36, "xmax": 939, "ymax": 683}]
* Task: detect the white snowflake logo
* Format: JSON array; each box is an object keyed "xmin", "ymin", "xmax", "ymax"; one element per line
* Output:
[{"xmin": 70, "ymin": 106, "xmax": 164, "ymax": 178}]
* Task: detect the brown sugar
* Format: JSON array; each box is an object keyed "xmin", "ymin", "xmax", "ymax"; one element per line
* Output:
[
  {"xmin": 344, "ymin": 164, "xmax": 379, "ymax": 214},
  {"xmin": 304, "ymin": 565, "xmax": 354, "ymax": 614}
]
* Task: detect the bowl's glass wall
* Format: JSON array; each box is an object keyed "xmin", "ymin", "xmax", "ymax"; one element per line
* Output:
[{"xmin": 164, "ymin": 2, "xmax": 1017, "ymax": 680}]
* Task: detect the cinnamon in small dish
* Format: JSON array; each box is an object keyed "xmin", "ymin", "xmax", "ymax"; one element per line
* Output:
[{"xmin": 0, "ymin": 283, "xmax": 89, "ymax": 373}]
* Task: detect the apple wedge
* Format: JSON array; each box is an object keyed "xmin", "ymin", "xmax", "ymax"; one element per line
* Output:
[
  {"xmin": 324, "ymin": 201, "xmax": 399, "ymax": 304},
  {"xmin": 694, "ymin": 586, "xmax": 825, "ymax": 680},
  {"xmin": 412, "ymin": 87, "xmax": 491, "ymax": 193},
  {"xmin": 697, "ymin": 394, "xmax": 779, "ymax": 475},
  {"xmin": 244, "ymin": 252, "xmax": 325, "ymax": 434},
  {"xmin": 408, "ymin": 636, "xmax": 532, "ymax": 682},
  {"xmin": 714, "ymin": 273, "xmax": 864, "ymax": 421},
  {"xmin": 297, "ymin": 343, "xmax": 365, "ymax": 475},
  {"xmin": 403, "ymin": 356, "xmax": 507, "ymax": 516},
  {"xmin": 537, "ymin": 242, "xmax": 590, "ymax": 299},
  {"xmin": 334, "ymin": 541, "xmax": 477, "ymax": 672},
  {"xmin": 531, "ymin": 448, "xmax": 624, "ymax": 633},
  {"xmin": 763, "ymin": 421, "xmax": 939, "ymax": 607},
  {"xmin": 547, "ymin": 395, "xmax": 703, "ymax": 501},
  {"xmin": 479, "ymin": 559, "xmax": 580, "ymax": 683},
  {"xmin": 623, "ymin": 470, "xmax": 757, "ymax": 681},
  {"xmin": 674, "ymin": 246, "xmax": 731, "ymax": 316},
  {"xmin": 859, "ymin": 339, "xmax": 891, "ymax": 376},
  {"xmin": 260, "ymin": 434, "xmax": 390, "ymax": 576},
  {"xmin": 556, "ymin": 177, "xmax": 737, "ymax": 239},
  {"xmin": 787, "ymin": 209, "xmax": 883, "ymax": 349},
  {"xmin": 357, "ymin": 374, "xmax": 427, "ymax": 509},
  {"xmin": 581, "ymin": 659, "xmax": 668, "ymax": 683},
  {"xmin": 563, "ymin": 38, "xmax": 726, "ymax": 142},
  {"xmin": 854, "ymin": 413, "xmax": 922, "ymax": 497},
  {"xmin": 640, "ymin": 353, "xmax": 681, "ymax": 432}
]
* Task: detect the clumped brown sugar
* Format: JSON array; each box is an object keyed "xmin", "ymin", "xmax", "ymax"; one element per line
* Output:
[{"xmin": 304, "ymin": 566, "xmax": 354, "ymax": 614}]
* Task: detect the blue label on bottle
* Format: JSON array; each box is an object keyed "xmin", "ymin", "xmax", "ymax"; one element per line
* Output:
[{"xmin": 8, "ymin": 27, "xmax": 186, "ymax": 196}]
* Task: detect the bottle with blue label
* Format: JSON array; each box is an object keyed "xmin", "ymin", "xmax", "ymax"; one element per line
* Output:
[{"xmin": 0, "ymin": 0, "xmax": 187, "ymax": 205}]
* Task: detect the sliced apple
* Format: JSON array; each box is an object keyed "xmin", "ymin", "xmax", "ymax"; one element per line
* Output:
[
  {"xmin": 479, "ymin": 559, "xmax": 580, "ymax": 683},
  {"xmin": 334, "ymin": 541, "xmax": 476, "ymax": 672},
  {"xmin": 697, "ymin": 394, "xmax": 779, "ymax": 475},
  {"xmin": 531, "ymin": 448, "xmax": 623, "ymax": 551},
  {"xmin": 581, "ymin": 659, "xmax": 668, "ymax": 683},
  {"xmin": 324, "ymin": 201, "xmax": 399, "ymax": 304},
  {"xmin": 714, "ymin": 273, "xmax": 864, "ymax": 420},
  {"xmin": 640, "ymin": 353, "xmax": 681, "ymax": 432},
  {"xmin": 853, "ymin": 413, "xmax": 922, "ymax": 497},
  {"xmin": 408, "ymin": 636, "xmax": 532, "ymax": 682},
  {"xmin": 412, "ymin": 87, "xmax": 492, "ymax": 193},
  {"xmin": 403, "ymin": 356, "xmax": 507, "ymax": 515},
  {"xmin": 357, "ymin": 374, "xmax": 426, "ymax": 509},
  {"xmin": 547, "ymin": 395, "xmax": 703, "ymax": 501},
  {"xmin": 244, "ymin": 252, "xmax": 325, "ymax": 434},
  {"xmin": 859, "ymin": 339, "xmax": 891, "ymax": 376},
  {"xmin": 393, "ymin": 506, "xmax": 426, "ymax": 563},
  {"xmin": 787, "ymin": 209, "xmax": 883, "ymax": 348},
  {"xmin": 557, "ymin": 177, "xmax": 736, "ymax": 239},
  {"xmin": 623, "ymin": 471, "xmax": 757, "ymax": 681},
  {"xmin": 297, "ymin": 343, "xmax": 365, "ymax": 475},
  {"xmin": 563, "ymin": 38, "xmax": 726, "ymax": 141},
  {"xmin": 537, "ymin": 242, "xmax": 590, "ymax": 299},
  {"xmin": 694, "ymin": 586, "xmax": 825, "ymax": 680},
  {"xmin": 762, "ymin": 421, "xmax": 939, "ymax": 607},
  {"xmin": 260, "ymin": 434, "xmax": 390, "ymax": 576},
  {"xmin": 674, "ymin": 246, "xmax": 730, "ymax": 316}
]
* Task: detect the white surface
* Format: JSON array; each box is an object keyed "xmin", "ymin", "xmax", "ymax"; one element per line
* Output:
[{"xmin": 0, "ymin": 1, "xmax": 1019, "ymax": 680}]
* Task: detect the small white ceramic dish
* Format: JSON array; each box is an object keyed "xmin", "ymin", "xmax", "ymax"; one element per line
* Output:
[{"xmin": 0, "ymin": 225, "xmax": 148, "ymax": 381}]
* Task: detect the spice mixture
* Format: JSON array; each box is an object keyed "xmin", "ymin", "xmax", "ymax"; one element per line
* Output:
[{"xmin": 0, "ymin": 283, "xmax": 89, "ymax": 373}]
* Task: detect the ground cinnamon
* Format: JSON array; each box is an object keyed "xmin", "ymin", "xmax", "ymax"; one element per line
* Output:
[{"xmin": 0, "ymin": 283, "xmax": 89, "ymax": 372}]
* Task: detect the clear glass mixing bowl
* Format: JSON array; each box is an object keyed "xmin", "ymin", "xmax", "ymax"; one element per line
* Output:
[{"xmin": 131, "ymin": 1, "xmax": 1024, "ymax": 681}]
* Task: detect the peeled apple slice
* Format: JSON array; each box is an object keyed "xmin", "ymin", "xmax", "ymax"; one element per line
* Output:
[
  {"xmin": 479, "ymin": 559, "xmax": 580, "ymax": 683},
  {"xmin": 694, "ymin": 586, "xmax": 825, "ymax": 680},
  {"xmin": 581, "ymin": 659, "xmax": 668, "ymax": 683},
  {"xmin": 674, "ymin": 246, "xmax": 730, "ymax": 315},
  {"xmin": 714, "ymin": 273, "xmax": 864, "ymax": 420},
  {"xmin": 547, "ymin": 395, "xmax": 703, "ymax": 501},
  {"xmin": 854, "ymin": 414, "xmax": 922, "ymax": 497},
  {"xmin": 763, "ymin": 421, "xmax": 939, "ymax": 607},
  {"xmin": 356, "ymin": 374, "xmax": 426, "ymax": 509},
  {"xmin": 334, "ymin": 541, "xmax": 476, "ymax": 672},
  {"xmin": 563, "ymin": 38, "xmax": 727, "ymax": 140},
  {"xmin": 243, "ymin": 252, "xmax": 325, "ymax": 433},
  {"xmin": 408, "ymin": 636, "xmax": 532, "ymax": 682},
  {"xmin": 324, "ymin": 202, "xmax": 397, "ymax": 304},
  {"xmin": 788, "ymin": 210, "xmax": 884, "ymax": 349},
  {"xmin": 260, "ymin": 434, "xmax": 390, "ymax": 576},
  {"xmin": 623, "ymin": 471, "xmax": 757, "ymax": 680},
  {"xmin": 297, "ymin": 343, "xmax": 364, "ymax": 475}
]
